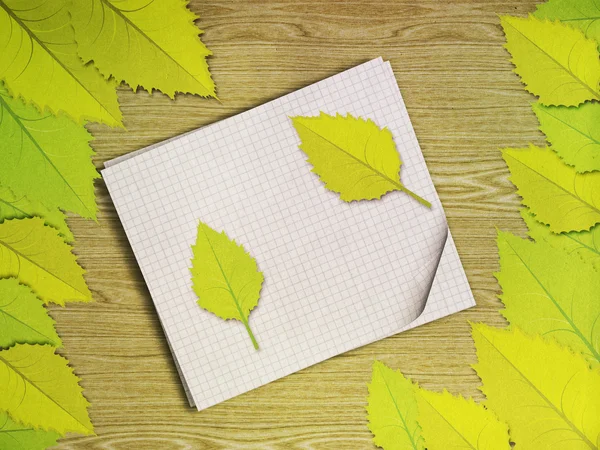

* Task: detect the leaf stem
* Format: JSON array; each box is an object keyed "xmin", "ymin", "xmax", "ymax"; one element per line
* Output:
[
  {"xmin": 393, "ymin": 182, "xmax": 431, "ymax": 208},
  {"xmin": 242, "ymin": 317, "xmax": 259, "ymax": 350}
]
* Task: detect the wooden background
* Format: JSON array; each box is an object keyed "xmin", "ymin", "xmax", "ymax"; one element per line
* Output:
[{"xmin": 53, "ymin": 0, "xmax": 545, "ymax": 448}]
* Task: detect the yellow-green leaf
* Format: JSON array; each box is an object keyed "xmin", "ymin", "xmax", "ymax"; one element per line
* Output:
[
  {"xmin": 69, "ymin": 0, "xmax": 215, "ymax": 99},
  {"xmin": 366, "ymin": 360, "xmax": 424, "ymax": 450},
  {"xmin": 502, "ymin": 145, "xmax": 600, "ymax": 233},
  {"xmin": 500, "ymin": 15, "xmax": 600, "ymax": 106},
  {"xmin": 0, "ymin": 410, "xmax": 60, "ymax": 450},
  {"xmin": 0, "ymin": 218, "xmax": 92, "ymax": 305},
  {"xmin": 535, "ymin": 0, "xmax": 600, "ymax": 49},
  {"xmin": 0, "ymin": 84, "xmax": 99, "ymax": 219},
  {"xmin": 472, "ymin": 324, "xmax": 600, "ymax": 449},
  {"xmin": 190, "ymin": 222, "xmax": 263, "ymax": 350},
  {"xmin": 0, "ymin": 344, "xmax": 93, "ymax": 435},
  {"xmin": 291, "ymin": 113, "xmax": 431, "ymax": 207},
  {"xmin": 496, "ymin": 230, "xmax": 600, "ymax": 365},
  {"xmin": 0, "ymin": 0, "xmax": 122, "ymax": 126},
  {"xmin": 416, "ymin": 389, "xmax": 510, "ymax": 450},
  {"xmin": 533, "ymin": 102, "xmax": 600, "ymax": 173},
  {"xmin": 0, "ymin": 278, "xmax": 61, "ymax": 348}
]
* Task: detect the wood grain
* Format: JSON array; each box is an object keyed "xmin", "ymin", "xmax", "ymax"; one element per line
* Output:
[{"xmin": 52, "ymin": 0, "xmax": 543, "ymax": 448}]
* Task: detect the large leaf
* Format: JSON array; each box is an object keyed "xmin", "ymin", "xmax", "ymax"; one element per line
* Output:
[
  {"xmin": 496, "ymin": 230, "xmax": 600, "ymax": 365},
  {"xmin": 0, "ymin": 0, "xmax": 122, "ymax": 126},
  {"xmin": 0, "ymin": 185, "xmax": 73, "ymax": 242},
  {"xmin": 533, "ymin": 102, "xmax": 600, "ymax": 173},
  {"xmin": 190, "ymin": 222, "xmax": 263, "ymax": 350},
  {"xmin": 416, "ymin": 389, "xmax": 510, "ymax": 450},
  {"xmin": 0, "ymin": 344, "xmax": 93, "ymax": 435},
  {"xmin": 472, "ymin": 324, "xmax": 600, "ymax": 450},
  {"xmin": 0, "ymin": 277, "xmax": 61, "ymax": 348},
  {"xmin": 69, "ymin": 0, "xmax": 215, "ymax": 99},
  {"xmin": 0, "ymin": 218, "xmax": 92, "ymax": 305},
  {"xmin": 535, "ymin": 0, "xmax": 600, "ymax": 48},
  {"xmin": 0, "ymin": 84, "xmax": 99, "ymax": 219},
  {"xmin": 366, "ymin": 360, "xmax": 424, "ymax": 450},
  {"xmin": 500, "ymin": 15, "xmax": 600, "ymax": 106},
  {"xmin": 291, "ymin": 113, "xmax": 431, "ymax": 207},
  {"xmin": 502, "ymin": 145, "xmax": 600, "ymax": 233},
  {"xmin": 0, "ymin": 410, "xmax": 60, "ymax": 450}
]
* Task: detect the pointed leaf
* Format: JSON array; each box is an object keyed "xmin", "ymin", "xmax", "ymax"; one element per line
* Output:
[
  {"xmin": 366, "ymin": 360, "xmax": 425, "ymax": 450},
  {"xmin": 535, "ymin": 0, "xmax": 600, "ymax": 48},
  {"xmin": 502, "ymin": 145, "xmax": 600, "ymax": 233},
  {"xmin": 291, "ymin": 113, "xmax": 430, "ymax": 206},
  {"xmin": 533, "ymin": 102, "xmax": 600, "ymax": 173},
  {"xmin": 500, "ymin": 15, "xmax": 600, "ymax": 106},
  {"xmin": 416, "ymin": 389, "xmax": 510, "ymax": 450},
  {"xmin": 0, "ymin": 84, "xmax": 99, "ymax": 219},
  {"xmin": 69, "ymin": 0, "xmax": 215, "ymax": 99},
  {"xmin": 0, "ymin": 411, "xmax": 60, "ymax": 450},
  {"xmin": 0, "ymin": 0, "xmax": 122, "ymax": 126},
  {"xmin": 0, "ymin": 218, "xmax": 92, "ymax": 305},
  {"xmin": 0, "ymin": 278, "xmax": 61, "ymax": 348},
  {"xmin": 496, "ymin": 230, "xmax": 600, "ymax": 365},
  {"xmin": 190, "ymin": 222, "xmax": 263, "ymax": 350},
  {"xmin": 0, "ymin": 344, "xmax": 93, "ymax": 435}
]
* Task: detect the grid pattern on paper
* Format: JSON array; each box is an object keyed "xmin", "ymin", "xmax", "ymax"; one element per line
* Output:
[{"xmin": 102, "ymin": 58, "xmax": 475, "ymax": 410}]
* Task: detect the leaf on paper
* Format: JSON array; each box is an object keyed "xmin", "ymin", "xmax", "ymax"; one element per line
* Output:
[
  {"xmin": 69, "ymin": 0, "xmax": 215, "ymax": 99},
  {"xmin": 500, "ymin": 15, "xmax": 600, "ymax": 106},
  {"xmin": 532, "ymin": 102, "xmax": 600, "ymax": 173},
  {"xmin": 0, "ymin": 185, "xmax": 73, "ymax": 242},
  {"xmin": 535, "ymin": 0, "xmax": 600, "ymax": 48},
  {"xmin": 0, "ymin": 0, "xmax": 122, "ymax": 126},
  {"xmin": 496, "ymin": 230, "xmax": 600, "ymax": 365},
  {"xmin": 366, "ymin": 360, "xmax": 425, "ymax": 450},
  {"xmin": 0, "ymin": 84, "xmax": 99, "ymax": 219},
  {"xmin": 291, "ymin": 113, "xmax": 431, "ymax": 207},
  {"xmin": 472, "ymin": 324, "xmax": 600, "ymax": 449},
  {"xmin": 502, "ymin": 145, "xmax": 600, "ymax": 233},
  {"xmin": 0, "ymin": 278, "xmax": 61, "ymax": 348},
  {"xmin": 0, "ymin": 410, "xmax": 60, "ymax": 450},
  {"xmin": 0, "ymin": 218, "xmax": 92, "ymax": 305},
  {"xmin": 0, "ymin": 344, "xmax": 93, "ymax": 435},
  {"xmin": 190, "ymin": 222, "xmax": 263, "ymax": 350},
  {"xmin": 416, "ymin": 389, "xmax": 510, "ymax": 450}
]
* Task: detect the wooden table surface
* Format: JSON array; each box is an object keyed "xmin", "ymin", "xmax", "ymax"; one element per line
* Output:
[{"xmin": 52, "ymin": 0, "xmax": 544, "ymax": 448}]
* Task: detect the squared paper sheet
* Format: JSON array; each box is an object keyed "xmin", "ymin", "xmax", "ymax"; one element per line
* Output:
[{"xmin": 102, "ymin": 58, "xmax": 476, "ymax": 411}]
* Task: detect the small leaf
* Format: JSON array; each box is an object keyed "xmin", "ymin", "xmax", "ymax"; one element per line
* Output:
[
  {"xmin": 291, "ymin": 113, "xmax": 431, "ymax": 207},
  {"xmin": 0, "ymin": 83, "xmax": 99, "ymax": 219},
  {"xmin": 0, "ymin": 0, "xmax": 122, "ymax": 126},
  {"xmin": 0, "ymin": 218, "xmax": 92, "ymax": 305},
  {"xmin": 69, "ymin": 0, "xmax": 216, "ymax": 99},
  {"xmin": 366, "ymin": 360, "xmax": 425, "ymax": 450},
  {"xmin": 472, "ymin": 324, "xmax": 600, "ymax": 449},
  {"xmin": 533, "ymin": 102, "xmax": 600, "ymax": 173},
  {"xmin": 0, "ymin": 278, "xmax": 61, "ymax": 348},
  {"xmin": 416, "ymin": 389, "xmax": 510, "ymax": 450},
  {"xmin": 496, "ymin": 230, "xmax": 600, "ymax": 365},
  {"xmin": 0, "ymin": 410, "xmax": 60, "ymax": 450},
  {"xmin": 535, "ymin": 0, "xmax": 600, "ymax": 48},
  {"xmin": 190, "ymin": 222, "xmax": 263, "ymax": 350},
  {"xmin": 500, "ymin": 15, "xmax": 600, "ymax": 106},
  {"xmin": 502, "ymin": 145, "xmax": 600, "ymax": 233},
  {"xmin": 0, "ymin": 344, "xmax": 93, "ymax": 435}
]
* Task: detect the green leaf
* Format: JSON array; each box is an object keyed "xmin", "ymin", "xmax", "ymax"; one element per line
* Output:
[
  {"xmin": 0, "ymin": 0, "xmax": 122, "ymax": 126},
  {"xmin": 0, "ymin": 277, "xmax": 61, "ymax": 348},
  {"xmin": 500, "ymin": 15, "xmax": 600, "ymax": 106},
  {"xmin": 0, "ymin": 185, "xmax": 73, "ymax": 242},
  {"xmin": 366, "ymin": 360, "xmax": 424, "ymax": 450},
  {"xmin": 69, "ymin": 0, "xmax": 215, "ymax": 99},
  {"xmin": 190, "ymin": 222, "xmax": 263, "ymax": 350},
  {"xmin": 535, "ymin": 0, "xmax": 600, "ymax": 48},
  {"xmin": 472, "ymin": 324, "xmax": 600, "ymax": 449},
  {"xmin": 502, "ymin": 145, "xmax": 600, "ymax": 233},
  {"xmin": 0, "ymin": 218, "xmax": 92, "ymax": 305},
  {"xmin": 0, "ymin": 83, "xmax": 99, "ymax": 219},
  {"xmin": 0, "ymin": 344, "xmax": 93, "ymax": 435},
  {"xmin": 291, "ymin": 112, "xmax": 431, "ymax": 207},
  {"xmin": 0, "ymin": 410, "xmax": 60, "ymax": 450},
  {"xmin": 532, "ymin": 102, "xmax": 600, "ymax": 173},
  {"xmin": 496, "ymin": 230, "xmax": 600, "ymax": 365}
]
